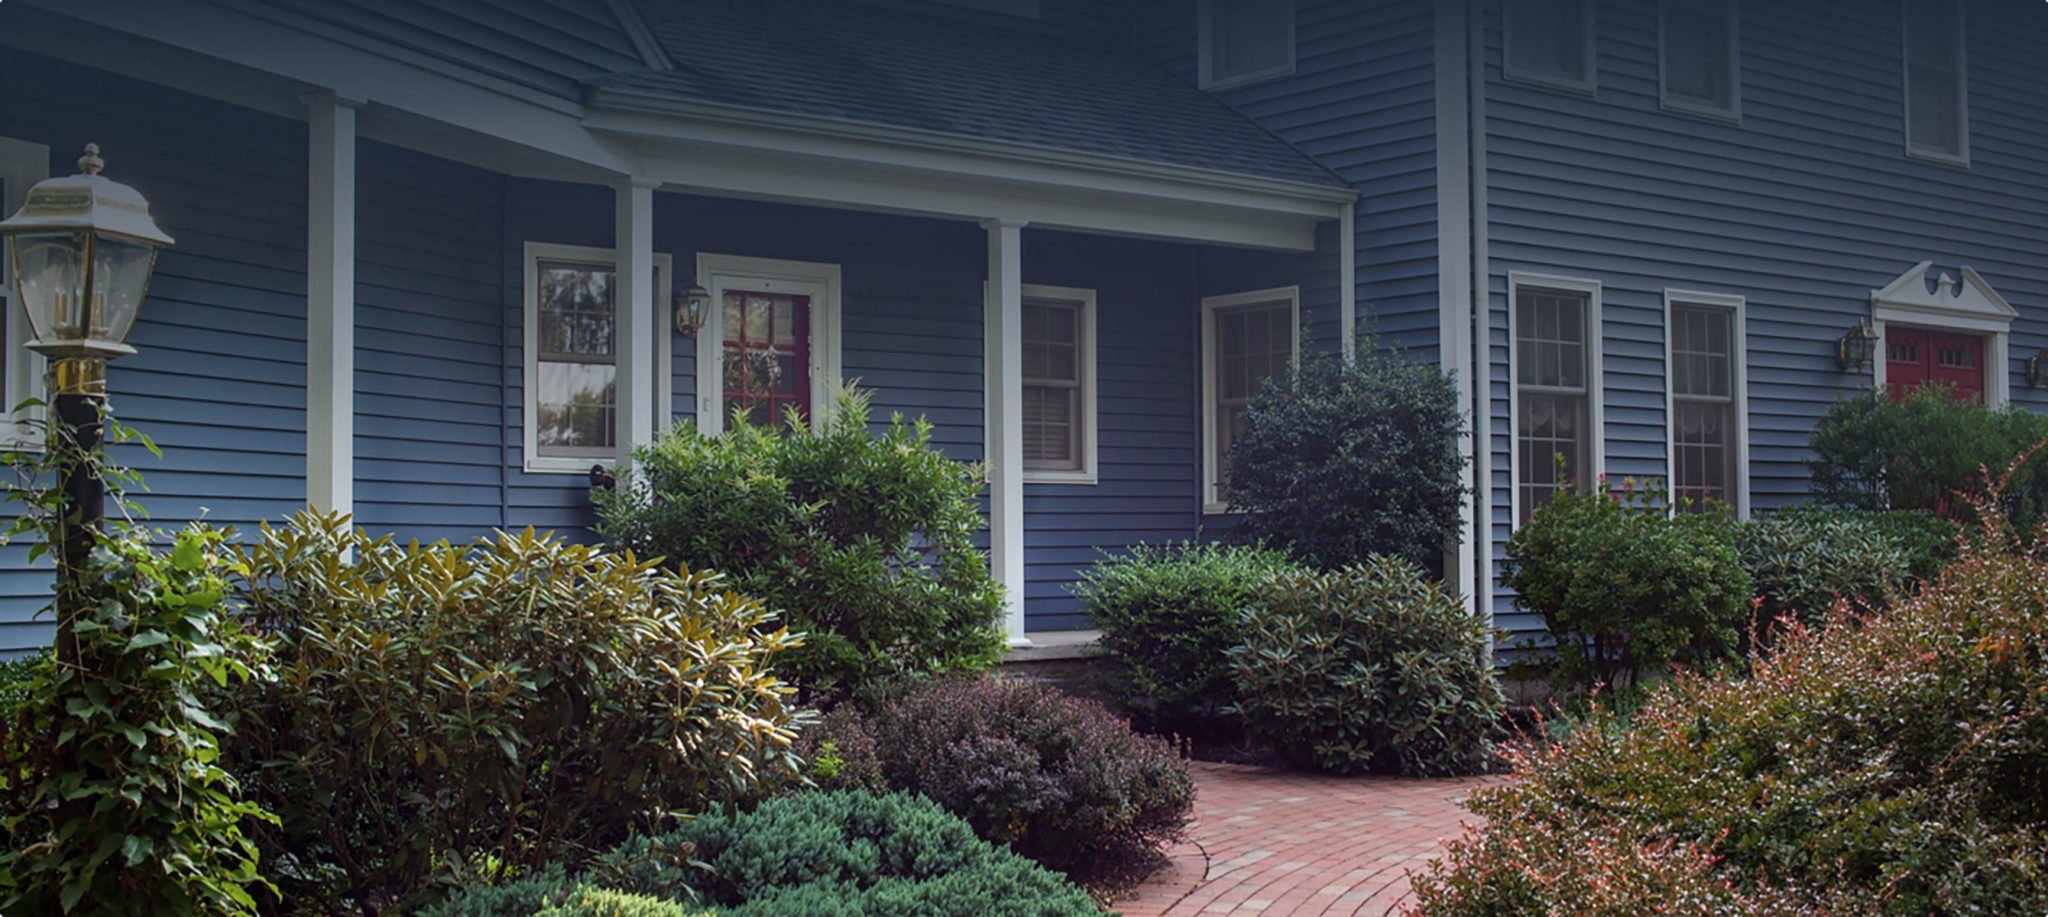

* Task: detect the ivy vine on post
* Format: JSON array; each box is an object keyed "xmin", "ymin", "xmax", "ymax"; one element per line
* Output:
[{"xmin": 0, "ymin": 400, "xmax": 277, "ymax": 915}]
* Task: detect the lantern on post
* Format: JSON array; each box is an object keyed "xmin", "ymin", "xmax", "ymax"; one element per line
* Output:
[{"xmin": 0, "ymin": 144, "xmax": 173, "ymax": 666}]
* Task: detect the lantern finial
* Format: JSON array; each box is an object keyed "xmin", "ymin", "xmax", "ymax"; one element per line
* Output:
[{"xmin": 77, "ymin": 143, "xmax": 103, "ymax": 176}]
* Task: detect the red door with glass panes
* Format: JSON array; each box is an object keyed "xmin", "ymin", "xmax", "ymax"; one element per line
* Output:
[
  {"xmin": 722, "ymin": 289, "xmax": 811, "ymax": 429},
  {"xmin": 1885, "ymin": 325, "xmax": 1984, "ymax": 402}
]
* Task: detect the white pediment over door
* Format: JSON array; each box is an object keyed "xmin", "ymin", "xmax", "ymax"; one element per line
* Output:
[{"xmin": 1870, "ymin": 261, "xmax": 2017, "ymax": 333}]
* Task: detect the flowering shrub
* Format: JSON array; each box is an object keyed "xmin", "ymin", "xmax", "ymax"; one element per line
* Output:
[
  {"xmin": 835, "ymin": 675, "xmax": 1193, "ymax": 889},
  {"xmin": 1228, "ymin": 557, "xmax": 1501, "ymax": 776},
  {"xmin": 1408, "ymin": 464, "xmax": 2048, "ymax": 914},
  {"xmin": 1075, "ymin": 543, "xmax": 1305, "ymax": 728},
  {"xmin": 1502, "ymin": 476, "xmax": 1750, "ymax": 690}
]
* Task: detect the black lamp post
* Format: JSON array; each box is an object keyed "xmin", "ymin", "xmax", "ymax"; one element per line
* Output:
[{"xmin": 0, "ymin": 144, "xmax": 173, "ymax": 668}]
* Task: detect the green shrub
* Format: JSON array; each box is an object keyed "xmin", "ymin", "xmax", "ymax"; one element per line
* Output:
[
  {"xmin": 1736, "ymin": 507, "xmax": 1954, "ymax": 627},
  {"xmin": 1074, "ymin": 543, "xmax": 1304, "ymax": 726},
  {"xmin": 846, "ymin": 675, "xmax": 1192, "ymax": 889},
  {"xmin": 0, "ymin": 525, "xmax": 274, "ymax": 915},
  {"xmin": 1225, "ymin": 338, "xmax": 1467, "ymax": 568},
  {"xmin": 430, "ymin": 792, "xmax": 1103, "ymax": 916},
  {"xmin": 1502, "ymin": 478, "xmax": 1752, "ymax": 690},
  {"xmin": 594, "ymin": 388, "xmax": 1003, "ymax": 703},
  {"xmin": 221, "ymin": 512, "xmax": 802, "ymax": 911},
  {"xmin": 0, "ymin": 651, "xmax": 45, "ymax": 720},
  {"xmin": 1227, "ymin": 557, "xmax": 1501, "ymax": 776},
  {"xmin": 1809, "ymin": 384, "xmax": 2048, "ymax": 528},
  {"xmin": 535, "ymin": 887, "xmax": 704, "ymax": 917},
  {"xmin": 1409, "ymin": 472, "xmax": 2048, "ymax": 914}
]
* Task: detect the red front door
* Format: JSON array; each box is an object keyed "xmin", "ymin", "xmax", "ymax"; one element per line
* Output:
[{"xmin": 1886, "ymin": 325, "xmax": 1984, "ymax": 402}]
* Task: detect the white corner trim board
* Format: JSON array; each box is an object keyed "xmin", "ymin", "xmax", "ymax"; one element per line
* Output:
[
  {"xmin": 691, "ymin": 252, "xmax": 844, "ymax": 438},
  {"xmin": 1870, "ymin": 261, "xmax": 2014, "ymax": 407},
  {"xmin": 305, "ymin": 93, "xmax": 361, "ymax": 514}
]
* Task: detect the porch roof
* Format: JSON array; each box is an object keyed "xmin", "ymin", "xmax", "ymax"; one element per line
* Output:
[{"xmin": 595, "ymin": 0, "xmax": 1346, "ymax": 192}]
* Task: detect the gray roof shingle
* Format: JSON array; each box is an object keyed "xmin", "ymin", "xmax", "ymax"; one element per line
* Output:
[{"xmin": 595, "ymin": 0, "xmax": 1345, "ymax": 189}]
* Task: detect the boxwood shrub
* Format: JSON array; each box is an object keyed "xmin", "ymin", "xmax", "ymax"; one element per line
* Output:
[
  {"xmin": 594, "ymin": 387, "xmax": 1003, "ymax": 703},
  {"xmin": 1074, "ymin": 542, "xmax": 1305, "ymax": 727},
  {"xmin": 1502, "ymin": 478, "xmax": 1751, "ymax": 690},
  {"xmin": 1227, "ymin": 557, "xmax": 1502, "ymax": 776},
  {"xmin": 1409, "ymin": 486, "xmax": 2048, "ymax": 914}
]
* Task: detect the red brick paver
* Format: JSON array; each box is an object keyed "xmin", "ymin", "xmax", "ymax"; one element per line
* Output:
[{"xmin": 1117, "ymin": 762, "xmax": 1497, "ymax": 917}]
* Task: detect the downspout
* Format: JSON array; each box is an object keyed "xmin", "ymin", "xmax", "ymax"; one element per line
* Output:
[
  {"xmin": 1467, "ymin": 0, "xmax": 1495, "ymax": 664},
  {"xmin": 1339, "ymin": 207, "xmax": 1357, "ymax": 361}
]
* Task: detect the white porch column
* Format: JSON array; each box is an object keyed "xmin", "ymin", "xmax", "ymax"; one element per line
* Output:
[
  {"xmin": 305, "ymin": 92, "xmax": 361, "ymax": 515},
  {"xmin": 614, "ymin": 178, "xmax": 659, "ymax": 467},
  {"xmin": 982, "ymin": 218, "xmax": 1028, "ymax": 646}
]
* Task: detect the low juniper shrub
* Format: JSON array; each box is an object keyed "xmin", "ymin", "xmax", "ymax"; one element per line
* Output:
[
  {"xmin": 1409, "ymin": 460, "xmax": 2048, "ymax": 914},
  {"xmin": 1227, "ymin": 556, "xmax": 1502, "ymax": 777},
  {"xmin": 1074, "ymin": 542, "xmax": 1305, "ymax": 729},
  {"xmin": 827, "ymin": 675, "xmax": 1194, "ymax": 890},
  {"xmin": 427, "ymin": 791, "xmax": 1102, "ymax": 916},
  {"xmin": 1502, "ymin": 475, "xmax": 1751, "ymax": 691}
]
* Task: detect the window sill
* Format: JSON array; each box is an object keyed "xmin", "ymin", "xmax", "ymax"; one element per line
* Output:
[
  {"xmin": 525, "ymin": 455, "xmax": 613, "ymax": 475},
  {"xmin": 1200, "ymin": 503, "xmax": 1238, "ymax": 516},
  {"xmin": 1905, "ymin": 145, "xmax": 1971, "ymax": 169},
  {"xmin": 1023, "ymin": 469, "xmax": 1097, "ymax": 486}
]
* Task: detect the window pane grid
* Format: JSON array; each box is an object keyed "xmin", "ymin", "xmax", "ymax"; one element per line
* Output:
[
  {"xmin": 1515, "ymin": 287, "xmax": 1592, "ymax": 520},
  {"xmin": 535, "ymin": 260, "xmax": 618, "ymax": 457},
  {"xmin": 1670, "ymin": 304, "xmax": 1737, "ymax": 511},
  {"xmin": 1022, "ymin": 299, "xmax": 1085, "ymax": 472},
  {"xmin": 723, "ymin": 291, "xmax": 810, "ymax": 431},
  {"xmin": 1211, "ymin": 301, "xmax": 1294, "ymax": 501}
]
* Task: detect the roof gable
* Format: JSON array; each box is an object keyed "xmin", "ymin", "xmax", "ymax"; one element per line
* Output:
[{"xmin": 1870, "ymin": 261, "xmax": 2017, "ymax": 332}]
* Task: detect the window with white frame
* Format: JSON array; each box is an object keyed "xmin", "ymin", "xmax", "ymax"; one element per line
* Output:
[
  {"xmin": 1202, "ymin": 287, "xmax": 1298, "ymax": 512},
  {"xmin": 1666, "ymin": 296, "xmax": 1745, "ymax": 513},
  {"xmin": 1903, "ymin": 0, "xmax": 1967, "ymax": 162},
  {"xmin": 521, "ymin": 242, "xmax": 670, "ymax": 472},
  {"xmin": 1021, "ymin": 285, "xmax": 1096, "ymax": 482},
  {"xmin": 1198, "ymin": 0, "xmax": 1295, "ymax": 90},
  {"xmin": 1660, "ymin": 0, "xmax": 1739, "ymax": 119},
  {"xmin": 1514, "ymin": 279, "xmax": 1598, "ymax": 520},
  {"xmin": 1504, "ymin": 0, "xmax": 1596, "ymax": 93},
  {"xmin": 0, "ymin": 137, "xmax": 48, "ymax": 448}
]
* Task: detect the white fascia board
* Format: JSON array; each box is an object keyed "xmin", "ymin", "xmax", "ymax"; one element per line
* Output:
[
  {"xmin": 31, "ymin": 0, "xmax": 642, "ymax": 177},
  {"xmin": 585, "ymin": 98, "xmax": 1350, "ymax": 251}
]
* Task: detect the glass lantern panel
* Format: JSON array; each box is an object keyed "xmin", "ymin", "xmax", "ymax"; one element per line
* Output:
[
  {"xmin": 89, "ymin": 237, "xmax": 158, "ymax": 344},
  {"xmin": 9, "ymin": 231, "xmax": 86, "ymax": 344}
]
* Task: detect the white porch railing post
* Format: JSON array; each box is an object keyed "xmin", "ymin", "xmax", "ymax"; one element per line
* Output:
[
  {"xmin": 982, "ymin": 218, "xmax": 1029, "ymax": 647},
  {"xmin": 614, "ymin": 178, "xmax": 659, "ymax": 468},
  {"xmin": 305, "ymin": 91, "xmax": 361, "ymax": 517}
]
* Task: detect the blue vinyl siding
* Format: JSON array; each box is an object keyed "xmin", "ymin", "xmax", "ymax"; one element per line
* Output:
[
  {"xmin": 1140, "ymin": 0, "xmax": 1442, "ymax": 360},
  {"xmin": 0, "ymin": 53, "xmax": 311, "ymax": 651},
  {"xmin": 1479, "ymin": 0, "xmax": 2048, "ymax": 645}
]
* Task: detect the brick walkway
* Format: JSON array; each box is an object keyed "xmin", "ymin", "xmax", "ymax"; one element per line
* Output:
[{"xmin": 1116, "ymin": 761, "xmax": 1496, "ymax": 917}]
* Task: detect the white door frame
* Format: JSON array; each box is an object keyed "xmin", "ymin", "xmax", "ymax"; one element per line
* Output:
[{"xmin": 693, "ymin": 253, "xmax": 842, "ymax": 435}]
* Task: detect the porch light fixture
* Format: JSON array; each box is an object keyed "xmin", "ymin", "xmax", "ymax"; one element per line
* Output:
[
  {"xmin": 675, "ymin": 282, "xmax": 711, "ymax": 335},
  {"xmin": 0, "ymin": 143, "xmax": 172, "ymax": 667},
  {"xmin": 2030, "ymin": 350, "xmax": 2047, "ymax": 388},
  {"xmin": 1836, "ymin": 317, "xmax": 1879, "ymax": 372}
]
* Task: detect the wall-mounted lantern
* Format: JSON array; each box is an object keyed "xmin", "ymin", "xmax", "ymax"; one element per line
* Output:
[
  {"xmin": 674, "ymin": 282, "xmax": 711, "ymax": 336},
  {"xmin": 2029, "ymin": 350, "xmax": 2047, "ymax": 388},
  {"xmin": 1836, "ymin": 317, "xmax": 1879, "ymax": 372}
]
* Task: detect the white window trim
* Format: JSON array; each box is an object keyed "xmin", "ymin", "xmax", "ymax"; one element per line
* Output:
[
  {"xmin": 0, "ymin": 137, "xmax": 49, "ymax": 451},
  {"xmin": 1020, "ymin": 283, "xmax": 1097, "ymax": 485},
  {"xmin": 1869, "ymin": 262, "xmax": 2012, "ymax": 408},
  {"xmin": 1663, "ymin": 289, "xmax": 1749, "ymax": 518},
  {"xmin": 1200, "ymin": 285, "xmax": 1300, "ymax": 515},
  {"xmin": 521, "ymin": 241, "xmax": 672, "ymax": 474},
  {"xmin": 693, "ymin": 253, "xmax": 842, "ymax": 437},
  {"xmin": 1197, "ymin": 0, "xmax": 1297, "ymax": 91},
  {"xmin": 1902, "ymin": 0, "xmax": 1970, "ymax": 166},
  {"xmin": 1502, "ymin": 0, "xmax": 1598, "ymax": 95},
  {"xmin": 1507, "ymin": 271, "xmax": 1605, "ymax": 527},
  {"xmin": 1657, "ymin": 0, "xmax": 1741, "ymax": 122}
]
